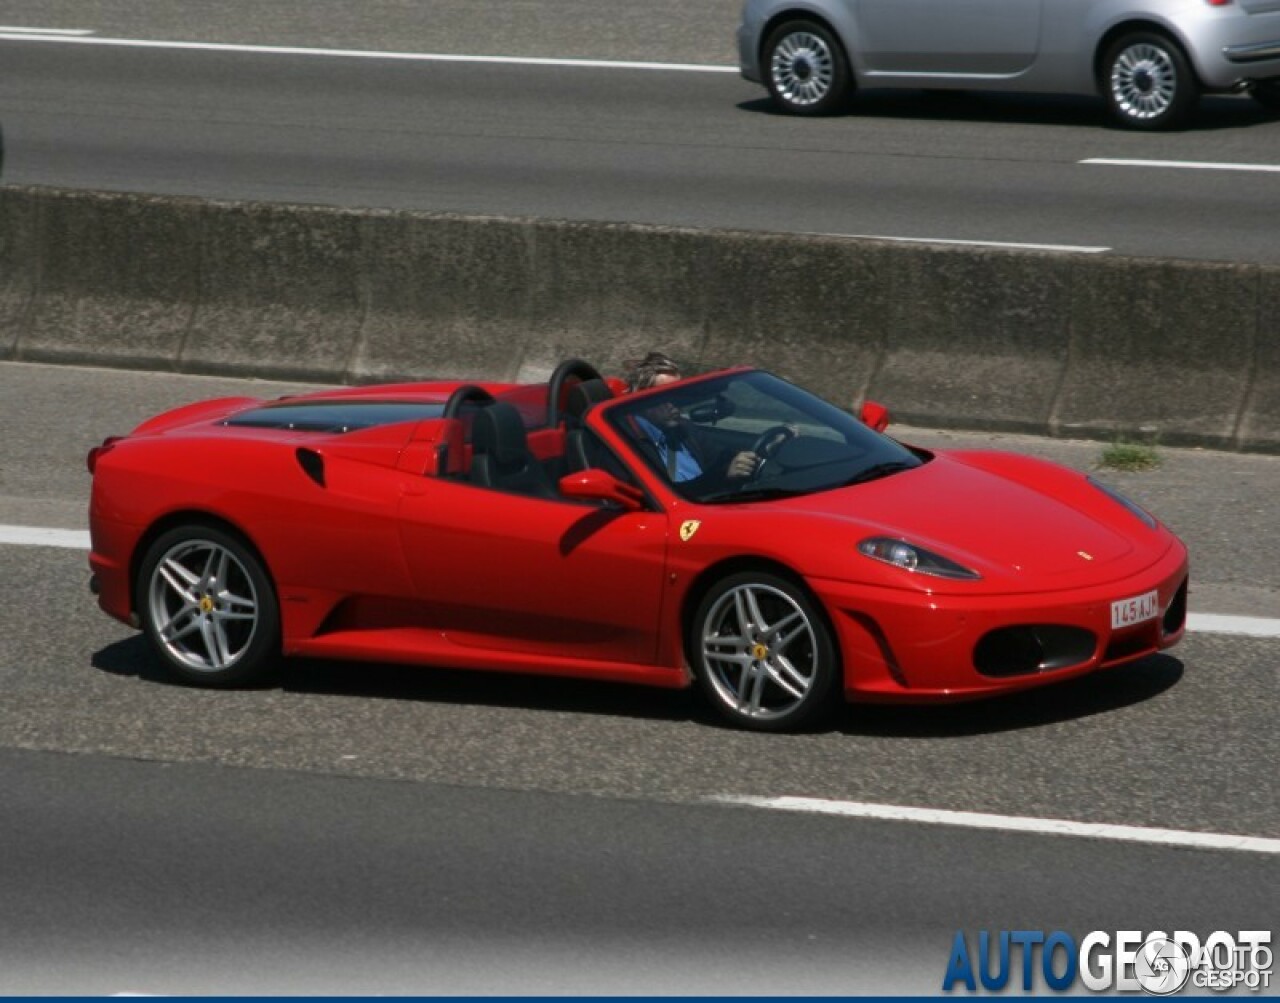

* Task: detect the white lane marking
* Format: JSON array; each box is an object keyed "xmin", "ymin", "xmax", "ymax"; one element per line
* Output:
[
  {"xmin": 0, "ymin": 25, "xmax": 95, "ymax": 35},
  {"xmin": 3, "ymin": 524, "xmax": 1277, "ymax": 636},
  {"xmin": 1083, "ymin": 158, "xmax": 1280, "ymax": 174},
  {"xmin": 805, "ymin": 232, "xmax": 1111, "ymax": 253},
  {"xmin": 0, "ymin": 525, "xmax": 91, "ymax": 550},
  {"xmin": 1187, "ymin": 612, "xmax": 1280, "ymax": 639},
  {"xmin": 712, "ymin": 796, "xmax": 1280, "ymax": 855},
  {"xmin": 0, "ymin": 32, "xmax": 739, "ymax": 73}
]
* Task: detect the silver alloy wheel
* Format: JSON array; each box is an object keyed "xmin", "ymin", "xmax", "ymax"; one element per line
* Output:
[
  {"xmin": 771, "ymin": 31, "xmax": 835, "ymax": 107},
  {"xmin": 1110, "ymin": 42, "xmax": 1178, "ymax": 121},
  {"xmin": 147, "ymin": 538, "xmax": 259, "ymax": 673},
  {"xmin": 700, "ymin": 582, "xmax": 819, "ymax": 723}
]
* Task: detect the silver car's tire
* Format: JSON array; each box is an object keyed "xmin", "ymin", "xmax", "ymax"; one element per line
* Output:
[
  {"xmin": 692, "ymin": 572, "xmax": 840, "ymax": 732},
  {"xmin": 136, "ymin": 524, "xmax": 279, "ymax": 687},
  {"xmin": 1251, "ymin": 79, "xmax": 1280, "ymax": 114},
  {"xmin": 763, "ymin": 20, "xmax": 852, "ymax": 117},
  {"xmin": 1102, "ymin": 33, "xmax": 1198, "ymax": 130}
]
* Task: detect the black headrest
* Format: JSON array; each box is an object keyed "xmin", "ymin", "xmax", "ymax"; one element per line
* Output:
[
  {"xmin": 564, "ymin": 379, "xmax": 613, "ymax": 422},
  {"xmin": 471, "ymin": 402, "xmax": 529, "ymax": 466}
]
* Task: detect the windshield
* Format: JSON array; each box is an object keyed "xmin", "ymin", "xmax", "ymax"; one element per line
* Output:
[{"xmin": 606, "ymin": 370, "xmax": 925, "ymax": 504}]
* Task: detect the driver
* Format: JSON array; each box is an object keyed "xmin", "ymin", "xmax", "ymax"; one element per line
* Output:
[{"xmin": 624, "ymin": 352, "xmax": 779, "ymax": 485}]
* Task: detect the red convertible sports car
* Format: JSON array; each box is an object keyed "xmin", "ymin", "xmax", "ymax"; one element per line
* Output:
[{"xmin": 87, "ymin": 359, "xmax": 1188, "ymax": 732}]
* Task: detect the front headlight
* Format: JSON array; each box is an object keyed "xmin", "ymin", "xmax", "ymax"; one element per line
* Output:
[
  {"xmin": 857, "ymin": 537, "xmax": 981, "ymax": 580},
  {"xmin": 1087, "ymin": 477, "xmax": 1157, "ymax": 530}
]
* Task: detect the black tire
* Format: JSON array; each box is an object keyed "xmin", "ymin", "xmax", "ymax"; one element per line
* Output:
[
  {"xmin": 762, "ymin": 19, "xmax": 852, "ymax": 117},
  {"xmin": 1101, "ymin": 32, "xmax": 1199, "ymax": 130},
  {"xmin": 1250, "ymin": 79, "xmax": 1280, "ymax": 114},
  {"xmin": 135, "ymin": 523, "xmax": 280, "ymax": 687},
  {"xmin": 690, "ymin": 571, "xmax": 840, "ymax": 732}
]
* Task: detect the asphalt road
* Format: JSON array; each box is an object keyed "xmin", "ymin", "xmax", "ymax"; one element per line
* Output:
[
  {"xmin": 2, "ymin": 4, "xmax": 1279, "ymax": 263},
  {"xmin": 1, "ymin": 361, "xmax": 1278, "ymax": 992},
  {"xmin": 1, "ymin": 361, "xmax": 1277, "ymax": 815},
  {"xmin": 2, "ymin": 747, "xmax": 1275, "ymax": 995},
  {"xmin": 0, "ymin": 0, "xmax": 747, "ymax": 62}
]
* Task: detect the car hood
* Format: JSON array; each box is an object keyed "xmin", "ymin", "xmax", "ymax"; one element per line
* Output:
[{"xmin": 760, "ymin": 453, "xmax": 1150, "ymax": 585}]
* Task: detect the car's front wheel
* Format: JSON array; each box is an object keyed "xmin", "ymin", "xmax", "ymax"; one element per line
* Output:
[
  {"xmin": 1101, "ymin": 32, "xmax": 1199, "ymax": 130},
  {"xmin": 691, "ymin": 571, "xmax": 840, "ymax": 731},
  {"xmin": 1250, "ymin": 79, "xmax": 1280, "ymax": 114},
  {"xmin": 763, "ymin": 19, "xmax": 852, "ymax": 117},
  {"xmin": 136, "ymin": 524, "xmax": 280, "ymax": 687}
]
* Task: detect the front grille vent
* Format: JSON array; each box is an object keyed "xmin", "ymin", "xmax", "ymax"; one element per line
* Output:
[{"xmin": 973, "ymin": 625, "xmax": 1096, "ymax": 678}]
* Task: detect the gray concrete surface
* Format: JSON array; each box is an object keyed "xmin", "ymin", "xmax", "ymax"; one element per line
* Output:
[{"xmin": 3, "ymin": 186, "xmax": 1277, "ymax": 451}]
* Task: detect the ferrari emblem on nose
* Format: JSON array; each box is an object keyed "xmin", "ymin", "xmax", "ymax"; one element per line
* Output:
[{"xmin": 680, "ymin": 520, "xmax": 702, "ymax": 542}]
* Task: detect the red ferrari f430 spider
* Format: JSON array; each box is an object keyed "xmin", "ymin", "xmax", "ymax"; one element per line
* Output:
[{"xmin": 88, "ymin": 360, "xmax": 1188, "ymax": 731}]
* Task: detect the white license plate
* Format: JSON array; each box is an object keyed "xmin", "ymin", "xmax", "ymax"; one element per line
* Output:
[{"xmin": 1111, "ymin": 590, "xmax": 1160, "ymax": 630}]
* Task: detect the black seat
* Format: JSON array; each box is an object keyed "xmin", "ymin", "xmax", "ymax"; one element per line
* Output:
[
  {"xmin": 468, "ymin": 402, "xmax": 556, "ymax": 498},
  {"xmin": 563, "ymin": 379, "xmax": 614, "ymax": 474}
]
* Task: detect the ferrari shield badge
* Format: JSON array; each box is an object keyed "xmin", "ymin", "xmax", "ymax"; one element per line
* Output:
[{"xmin": 680, "ymin": 520, "xmax": 702, "ymax": 542}]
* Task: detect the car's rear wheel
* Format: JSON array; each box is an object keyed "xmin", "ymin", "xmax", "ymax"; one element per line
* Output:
[
  {"xmin": 691, "ymin": 571, "xmax": 840, "ymax": 731},
  {"xmin": 763, "ymin": 19, "xmax": 852, "ymax": 117},
  {"xmin": 136, "ymin": 524, "xmax": 279, "ymax": 687},
  {"xmin": 1101, "ymin": 32, "xmax": 1198, "ymax": 130},
  {"xmin": 1250, "ymin": 79, "xmax": 1280, "ymax": 114}
]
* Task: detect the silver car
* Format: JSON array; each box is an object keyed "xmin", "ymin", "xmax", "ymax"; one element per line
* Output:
[{"xmin": 738, "ymin": 0, "xmax": 1280, "ymax": 128}]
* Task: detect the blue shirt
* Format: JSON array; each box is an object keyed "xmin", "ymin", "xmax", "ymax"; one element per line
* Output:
[{"xmin": 635, "ymin": 415, "xmax": 703, "ymax": 482}]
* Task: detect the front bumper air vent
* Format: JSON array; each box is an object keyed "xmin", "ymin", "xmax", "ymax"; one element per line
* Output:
[{"xmin": 973, "ymin": 625, "xmax": 1097, "ymax": 678}]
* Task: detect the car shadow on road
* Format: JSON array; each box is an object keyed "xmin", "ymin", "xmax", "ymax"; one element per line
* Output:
[
  {"xmin": 837, "ymin": 655, "xmax": 1184, "ymax": 739},
  {"xmin": 737, "ymin": 92, "xmax": 1275, "ymax": 132},
  {"xmin": 93, "ymin": 636, "xmax": 1180, "ymax": 736},
  {"xmin": 90, "ymin": 635, "xmax": 702, "ymax": 725},
  {"xmin": 281, "ymin": 656, "xmax": 705, "ymax": 725}
]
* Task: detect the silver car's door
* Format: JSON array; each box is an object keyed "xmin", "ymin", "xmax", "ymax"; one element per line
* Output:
[{"xmin": 854, "ymin": 0, "xmax": 1043, "ymax": 77}]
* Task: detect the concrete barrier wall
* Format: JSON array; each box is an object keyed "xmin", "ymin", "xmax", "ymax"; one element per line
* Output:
[{"xmin": 2, "ymin": 184, "xmax": 1275, "ymax": 452}]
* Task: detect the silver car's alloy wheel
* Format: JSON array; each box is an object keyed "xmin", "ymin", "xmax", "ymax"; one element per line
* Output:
[
  {"xmin": 1109, "ymin": 43, "xmax": 1178, "ymax": 121},
  {"xmin": 148, "ymin": 538, "xmax": 259, "ymax": 673},
  {"xmin": 771, "ymin": 31, "xmax": 835, "ymax": 107},
  {"xmin": 700, "ymin": 582, "xmax": 820, "ymax": 724}
]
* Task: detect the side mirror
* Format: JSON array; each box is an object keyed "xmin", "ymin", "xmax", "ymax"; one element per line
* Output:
[
  {"xmin": 558, "ymin": 469, "xmax": 646, "ymax": 511},
  {"xmin": 859, "ymin": 400, "xmax": 890, "ymax": 433}
]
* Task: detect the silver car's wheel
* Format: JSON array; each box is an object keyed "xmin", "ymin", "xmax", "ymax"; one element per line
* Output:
[
  {"xmin": 137, "ymin": 525, "xmax": 279, "ymax": 686},
  {"xmin": 692, "ymin": 572, "xmax": 839, "ymax": 731},
  {"xmin": 1103, "ymin": 33, "xmax": 1198, "ymax": 130},
  {"xmin": 763, "ymin": 20, "xmax": 851, "ymax": 117}
]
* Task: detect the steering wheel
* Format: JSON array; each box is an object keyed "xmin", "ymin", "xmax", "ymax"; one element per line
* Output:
[
  {"xmin": 546, "ymin": 358, "xmax": 604, "ymax": 427},
  {"xmin": 746, "ymin": 424, "xmax": 798, "ymax": 479},
  {"xmin": 443, "ymin": 384, "xmax": 495, "ymax": 419}
]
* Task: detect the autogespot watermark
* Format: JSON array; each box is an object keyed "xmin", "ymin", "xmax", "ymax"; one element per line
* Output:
[{"xmin": 942, "ymin": 930, "xmax": 1273, "ymax": 994}]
